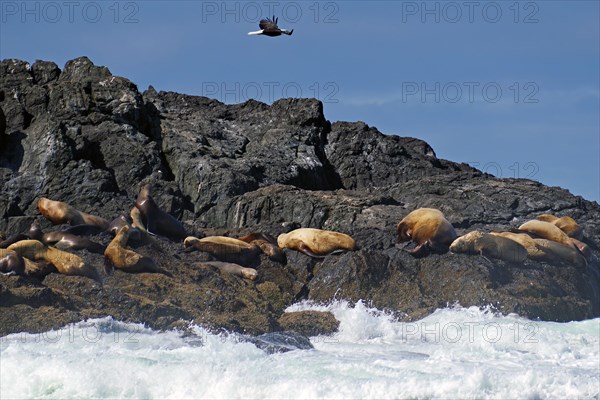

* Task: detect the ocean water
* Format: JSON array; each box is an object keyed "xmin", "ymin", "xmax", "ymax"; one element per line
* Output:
[{"xmin": 1, "ymin": 301, "xmax": 598, "ymax": 400}]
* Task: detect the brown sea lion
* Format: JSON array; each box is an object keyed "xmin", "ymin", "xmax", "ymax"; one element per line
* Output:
[
  {"xmin": 29, "ymin": 220, "xmax": 104, "ymax": 254},
  {"xmin": 38, "ymin": 197, "xmax": 110, "ymax": 230},
  {"xmin": 277, "ymin": 228, "xmax": 356, "ymax": 258},
  {"xmin": 62, "ymin": 224, "xmax": 106, "ymax": 236},
  {"xmin": 518, "ymin": 220, "xmax": 590, "ymax": 258},
  {"xmin": 7, "ymin": 239, "xmax": 100, "ymax": 280},
  {"xmin": 396, "ymin": 208, "xmax": 457, "ymax": 256},
  {"xmin": 184, "ymin": 236, "xmax": 262, "ymax": 265},
  {"xmin": 134, "ymin": 185, "xmax": 187, "ymax": 240},
  {"xmin": 450, "ymin": 231, "xmax": 528, "ymax": 264},
  {"xmin": 104, "ymin": 225, "xmax": 159, "ymax": 273},
  {"xmin": 535, "ymin": 214, "xmax": 583, "ymax": 240},
  {"xmin": 238, "ymin": 232, "xmax": 286, "ymax": 263},
  {"xmin": 0, "ymin": 249, "xmax": 25, "ymax": 275},
  {"xmin": 196, "ymin": 261, "xmax": 258, "ymax": 280},
  {"xmin": 108, "ymin": 216, "xmax": 142, "ymax": 242},
  {"xmin": 129, "ymin": 208, "xmax": 163, "ymax": 250}
]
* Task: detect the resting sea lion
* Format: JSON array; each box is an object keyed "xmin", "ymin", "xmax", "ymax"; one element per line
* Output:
[
  {"xmin": 490, "ymin": 231, "xmax": 587, "ymax": 268},
  {"xmin": 29, "ymin": 220, "xmax": 104, "ymax": 254},
  {"xmin": 277, "ymin": 228, "xmax": 356, "ymax": 258},
  {"xmin": 134, "ymin": 185, "xmax": 187, "ymax": 240},
  {"xmin": 238, "ymin": 232, "xmax": 286, "ymax": 263},
  {"xmin": 184, "ymin": 236, "xmax": 262, "ymax": 265},
  {"xmin": 196, "ymin": 261, "xmax": 258, "ymax": 281},
  {"xmin": 7, "ymin": 239, "xmax": 100, "ymax": 280},
  {"xmin": 450, "ymin": 231, "xmax": 528, "ymax": 264},
  {"xmin": 518, "ymin": 220, "xmax": 590, "ymax": 258},
  {"xmin": 0, "ymin": 249, "xmax": 25, "ymax": 275},
  {"xmin": 535, "ymin": 214, "xmax": 583, "ymax": 240},
  {"xmin": 0, "ymin": 234, "xmax": 30, "ymax": 249},
  {"xmin": 62, "ymin": 224, "xmax": 106, "ymax": 236},
  {"xmin": 104, "ymin": 225, "xmax": 159, "ymax": 273},
  {"xmin": 38, "ymin": 197, "xmax": 109, "ymax": 230},
  {"xmin": 396, "ymin": 208, "xmax": 457, "ymax": 256}
]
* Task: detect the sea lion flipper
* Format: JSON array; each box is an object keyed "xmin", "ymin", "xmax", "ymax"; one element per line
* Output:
[{"xmin": 297, "ymin": 243, "xmax": 327, "ymax": 259}]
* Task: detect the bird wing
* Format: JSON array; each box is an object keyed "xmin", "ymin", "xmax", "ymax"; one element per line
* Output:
[{"xmin": 259, "ymin": 17, "xmax": 279, "ymax": 31}]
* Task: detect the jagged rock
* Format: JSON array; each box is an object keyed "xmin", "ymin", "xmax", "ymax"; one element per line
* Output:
[
  {"xmin": 0, "ymin": 57, "xmax": 599, "ymax": 337},
  {"xmin": 278, "ymin": 311, "xmax": 339, "ymax": 336},
  {"xmin": 243, "ymin": 331, "xmax": 314, "ymax": 353}
]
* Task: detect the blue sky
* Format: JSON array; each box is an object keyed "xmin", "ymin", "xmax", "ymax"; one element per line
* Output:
[{"xmin": 1, "ymin": 0, "xmax": 599, "ymax": 202}]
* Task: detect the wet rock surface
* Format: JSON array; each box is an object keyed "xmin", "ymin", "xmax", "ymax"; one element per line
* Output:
[{"xmin": 1, "ymin": 57, "xmax": 599, "ymax": 337}]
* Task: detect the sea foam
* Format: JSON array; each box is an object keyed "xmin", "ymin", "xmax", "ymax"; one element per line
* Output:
[{"xmin": 1, "ymin": 301, "xmax": 598, "ymax": 399}]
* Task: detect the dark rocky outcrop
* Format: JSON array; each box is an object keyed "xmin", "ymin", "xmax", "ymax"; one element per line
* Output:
[{"xmin": 1, "ymin": 57, "xmax": 599, "ymax": 337}]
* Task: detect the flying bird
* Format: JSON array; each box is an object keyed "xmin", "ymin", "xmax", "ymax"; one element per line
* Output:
[{"xmin": 248, "ymin": 16, "xmax": 293, "ymax": 37}]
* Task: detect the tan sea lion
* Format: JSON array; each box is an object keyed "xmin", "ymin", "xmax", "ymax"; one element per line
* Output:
[
  {"xmin": 104, "ymin": 225, "xmax": 159, "ymax": 273},
  {"xmin": 184, "ymin": 236, "xmax": 262, "ymax": 265},
  {"xmin": 7, "ymin": 239, "xmax": 100, "ymax": 280},
  {"xmin": 490, "ymin": 231, "xmax": 587, "ymax": 268},
  {"xmin": 38, "ymin": 197, "xmax": 109, "ymax": 230},
  {"xmin": 277, "ymin": 228, "xmax": 356, "ymax": 258},
  {"xmin": 518, "ymin": 220, "xmax": 590, "ymax": 258},
  {"xmin": 0, "ymin": 249, "xmax": 25, "ymax": 275},
  {"xmin": 238, "ymin": 232, "xmax": 286, "ymax": 263},
  {"xmin": 196, "ymin": 261, "xmax": 258, "ymax": 280},
  {"xmin": 134, "ymin": 185, "xmax": 187, "ymax": 240},
  {"xmin": 490, "ymin": 232, "xmax": 541, "ymax": 258},
  {"xmin": 396, "ymin": 208, "xmax": 457, "ymax": 256},
  {"xmin": 535, "ymin": 214, "xmax": 583, "ymax": 240},
  {"xmin": 450, "ymin": 231, "xmax": 528, "ymax": 264}
]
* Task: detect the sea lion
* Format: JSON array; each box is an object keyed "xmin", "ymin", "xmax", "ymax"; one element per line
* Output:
[
  {"xmin": 535, "ymin": 214, "xmax": 583, "ymax": 240},
  {"xmin": 7, "ymin": 239, "xmax": 100, "ymax": 280},
  {"xmin": 277, "ymin": 228, "xmax": 356, "ymax": 258},
  {"xmin": 108, "ymin": 216, "xmax": 142, "ymax": 242},
  {"xmin": 490, "ymin": 231, "xmax": 587, "ymax": 268},
  {"xmin": 238, "ymin": 232, "xmax": 286, "ymax": 263},
  {"xmin": 29, "ymin": 220, "xmax": 104, "ymax": 254},
  {"xmin": 518, "ymin": 220, "xmax": 590, "ymax": 258},
  {"xmin": 38, "ymin": 197, "xmax": 110, "ymax": 230},
  {"xmin": 396, "ymin": 208, "xmax": 457, "ymax": 256},
  {"xmin": 62, "ymin": 224, "xmax": 106, "ymax": 236},
  {"xmin": 129, "ymin": 208, "xmax": 162, "ymax": 250},
  {"xmin": 0, "ymin": 234, "xmax": 30, "ymax": 249},
  {"xmin": 134, "ymin": 185, "xmax": 187, "ymax": 240},
  {"xmin": 534, "ymin": 238, "xmax": 587, "ymax": 268},
  {"xmin": 184, "ymin": 236, "xmax": 262, "ymax": 265},
  {"xmin": 104, "ymin": 225, "xmax": 159, "ymax": 273},
  {"xmin": 490, "ymin": 232, "xmax": 541, "ymax": 258},
  {"xmin": 196, "ymin": 261, "xmax": 258, "ymax": 281},
  {"xmin": 0, "ymin": 249, "xmax": 25, "ymax": 275},
  {"xmin": 450, "ymin": 231, "xmax": 528, "ymax": 264}
]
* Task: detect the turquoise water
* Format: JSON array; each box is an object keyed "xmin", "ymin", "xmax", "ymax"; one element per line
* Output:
[{"xmin": 1, "ymin": 301, "xmax": 598, "ymax": 399}]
